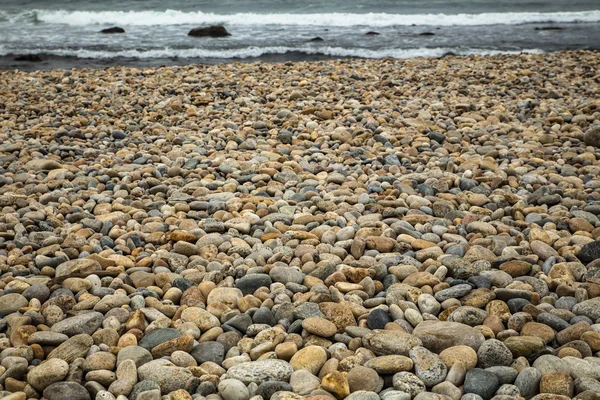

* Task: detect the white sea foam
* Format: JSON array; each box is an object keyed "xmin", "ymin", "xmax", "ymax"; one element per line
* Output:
[
  {"xmin": 9, "ymin": 9, "xmax": 600, "ymax": 27},
  {"xmin": 1, "ymin": 46, "xmax": 546, "ymax": 60}
]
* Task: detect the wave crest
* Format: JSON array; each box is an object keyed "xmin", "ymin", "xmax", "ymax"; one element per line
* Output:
[
  {"xmin": 4, "ymin": 9, "xmax": 600, "ymax": 27},
  {"xmin": 2, "ymin": 46, "xmax": 546, "ymax": 59}
]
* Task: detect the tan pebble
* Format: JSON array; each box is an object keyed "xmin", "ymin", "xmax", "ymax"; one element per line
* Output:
[{"xmin": 320, "ymin": 371, "xmax": 350, "ymax": 400}]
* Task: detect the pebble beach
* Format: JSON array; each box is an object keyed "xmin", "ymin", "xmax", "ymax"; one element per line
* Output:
[{"xmin": 1, "ymin": 50, "xmax": 600, "ymax": 400}]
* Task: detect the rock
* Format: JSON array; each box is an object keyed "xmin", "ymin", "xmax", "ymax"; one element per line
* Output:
[
  {"xmin": 27, "ymin": 331, "xmax": 69, "ymax": 346},
  {"xmin": 477, "ymin": 339, "xmax": 513, "ymax": 368},
  {"xmin": 14, "ymin": 54, "xmax": 42, "ymax": 62},
  {"xmin": 413, "ymin": 321, "xmax": 486, "ymax": 352},
  {"xmin": 117, "ymin": 346, "xmax": 152, "ymax": 368},
  {"xmin": 393, "ymin": 372, "xmax": 426, "ymax": 398},
  {"xmin": 47, "ymin": 334, "xmax": 93, "ymax": 363},
  {"xmin": 560, "ymin": 356, "xmax": 600, "ymax": 380},
  {"xmin": 257, "ymin": 382, "xmax": 294, "ymax": 400},
  {"xmin": 139, "ymin": 328, "xmax": 180, "ymax": 350},
  {"xmin": 218, "ymin": 379, "xmax": 250, "ymax": 400},
  {"xmin": 577, "ymin": 241, "xmax": 600, "ymax": 264},
  {"xmin": 503, "ymin": 336, "xmax": 545, "ymax": 357},
  {"xmin": 367, "ymin": 309, "xmax": 393, "ymax": 329},
  {"xmin": 321, "ymin": 371, "xmax": 350, "ymax": 399},
  {"xmin": 363, "ymin": 330, "xmax": 423, "ymax": 356},
  {"xmin": 319, "ymin": 302, "xmax": 357, "ymax": 333},
  {"xmin": 0, "ymin": 293, "xmax": 28, "ymax": 316},
  {"xmin": 188, "ymin": 25, "xmax": 231, "ymax": 37},
  {"xmin": 191, "ymin": 341, "xmax": 225, "ymax": 364},
  {"xmin": 583, "ymin": 126, "xmax": 600, "ymax": 148},
  {"xmin": 410, "ymin": 346, "xmax": 448, "ymax": 387},
  {"xmin": 346, "ymin": 366, "xmax": 383, "ymax": 393},
  {"xmin": 573, "ymin": 297, "xmax": 600, "ymax": 320},
  {"xmin": 515, "ymin": 367, "xmax": 542, "ymax": 399},
  {"xmin": 27, "ymin": 358, "xmax": 69, "ymax": 391},
  {"xmin": 289, "ymin": 345, "xmax": 328, "ymax": 375},
  {"xmin": 463, "ymin": 368, "xmax": 501, "ymax": 400},
  {"xmin": 364, "ymin": 355, "xmax": 414, "ymax": 374},
  {"xmin": 129, "ymin": 380, "xmax": 161, "ymax": 400},
  {"xmin": 236, "ymin": 274, "xmax": 272, "ymax": 294},
  {"xmin": 100, "ymin": 27, "xmax": 125, "ymax": 34},
  {"xmin": 137, "ymin": 360, "xmax": 194, "ymax": 394},
  {"xmin": 346, "ymin": 391, "xmax": 380, "ymax": 400},
  {"xmin": 228, "ymin": 359, "xmax": 294, "ymax": 384},
  {"xmin": 25, "ymin": 158, "xmax": 62, "ymax": 170},
  {"xmin": 290, "ymin": 369, "xmax": 321, "ymax": 395},
  {"xmin": 43, "ymin": 382, "xmax": 91, "ymax": 400},
  {"xmin": 180, "ymin": 308, "xmax": 221, "ymax": 331},
  {"xmin": 302, "ymin": 317, "xmax": 337, "ymax": 337},
  {"xmin": 540, "ymin": 371, "xmax": 573, "ymax": 397},
  {"xmin": 51, "ymin": 312, "xmax": 104, "ymax": 336},
  {"xmin": 439, "ymin": 346, "xmax": 478, "ymax": 370}
]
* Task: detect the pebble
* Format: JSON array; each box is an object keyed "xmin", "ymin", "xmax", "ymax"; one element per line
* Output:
[
  {"xmin": 463, "ymin": 369, "xmax": 501, "ymax": 400},
  {"xmin": 228, "ymin": 359, "xmax": 294, "ymax": 384},
  {"xmin": 26, "ymin": 358, "xmax": 69, "ymax": 391},
  {"xmin": 218, "ymin": 379, "xmax": 250, "ymax": 400},
  {"xmin": 476, "ymin": 340, "xmax": 513, "ymax": 369},
  {"xmin": 409, "ymin": 346, "xmax": 448, "ymax": 387}
]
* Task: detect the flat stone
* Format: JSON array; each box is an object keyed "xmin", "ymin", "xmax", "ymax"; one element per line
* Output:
[
  {"xmin": 363, "ymin": 330, "xmax": 423, "ymax": 356},
  {"xmin": 412, "ymin": 321, "xmax": 486, "ymax": 352},
  {"xmin": 0, "ymin": 293, "xmax": 28, "ymax": 316},
  {"xmin": 302, "ymin": 317, "xmax": 337, "ymax": 337},
  {"xmin": 227, "ymin": 359, "xmax": 294, "ymax": 384},
  {"xmin": 50, "ymin": 312, "xmax": 104, "ymax": 336}
]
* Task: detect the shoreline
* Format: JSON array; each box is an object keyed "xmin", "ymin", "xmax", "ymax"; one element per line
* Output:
[
  {"xmin": 3, "ymin": 48, "xmax": 600, "ymax": 72},
  {"xmin": 0, "ymin": 51, "xmax": 352, "ymax": 72}
]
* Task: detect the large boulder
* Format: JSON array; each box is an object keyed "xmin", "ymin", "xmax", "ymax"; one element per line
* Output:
[{"xmin": 188, "ymin": 25, "xmax": 231, "ymax": 37}]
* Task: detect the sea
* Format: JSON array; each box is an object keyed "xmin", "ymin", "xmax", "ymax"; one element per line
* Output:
[{"xmin": 1, "ymin": 0, "xmax": 600, "ymax": 70}]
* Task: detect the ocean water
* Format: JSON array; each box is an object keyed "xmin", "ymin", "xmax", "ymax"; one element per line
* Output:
[{"xmin": 1, "ymin": 0, "xmax": 599, "ymax": 69}]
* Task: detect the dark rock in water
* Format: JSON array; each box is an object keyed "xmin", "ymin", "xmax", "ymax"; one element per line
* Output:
[
  {"xmin": 309, "ymin": 36, "xmax": 324, "ymax": 42},
  {"xmin": 366, "ymin": 31, "xmax": 380, "ymax": 35},
  {"xmin": 100, "ymin": 26, "xmax": 125, "ymax": 34},
  {"xmin": 14, "ymin": 54, "xmax": 41, "ymax": 62},
  {"xmin": 535, "ymin": 26, "xmax": 564, "ymax": 30},
  {"xmin": 441, "ymin": 52, "xmax": 457, "ymax": 57},
  {"xmin": 577, "ymin": 240, "xmax": 600, "ymax": 264},
  {"xmin": 419, "ymin": 32, "xmax": 435, "ymax": 36},
  {"xmin": 188, "ymin": 25, "xmax": 231, "ymax": 37}
]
